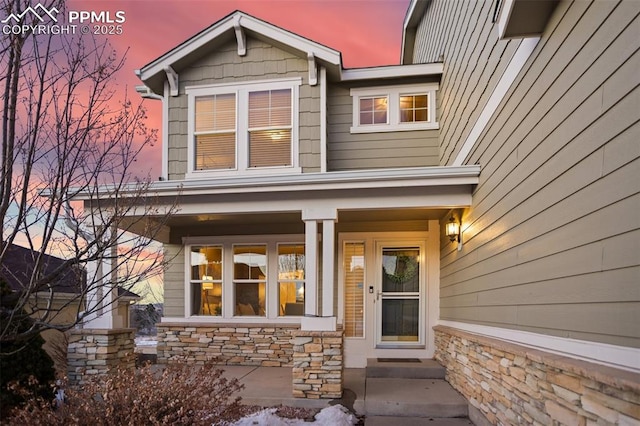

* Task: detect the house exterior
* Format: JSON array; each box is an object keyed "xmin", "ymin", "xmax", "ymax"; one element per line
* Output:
[
  {"xmin": 0, "ymin": 244, "xmax": 138, "ymax": 373},
  {"xmin": 79, "ymin": 0, "xmax": 638, "ymax": 422}
]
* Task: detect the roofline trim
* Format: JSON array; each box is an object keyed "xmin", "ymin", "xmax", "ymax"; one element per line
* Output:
[{"xmin": 137, "ymin": 11, "xmax": 342, "ymax": 85}]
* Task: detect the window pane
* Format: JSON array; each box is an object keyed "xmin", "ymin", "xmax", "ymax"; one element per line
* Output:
[
  {"xmin": 400, "ymin": 94, "xmax": 428, "ymax": 123},
  {"xmin": 195, "ymin": 94, "xmax": 235, "ymax": 132},
  {"xmin": 190, "ymin": 246, "xmax": 223, "ymax": 280},
  {"xmin": 359, "ymin": 96, "xmax": 387, "ymax": 125},
  {"xmin": 195, "ymin": 133, "xmax": 235, "ymax": 170},
  {"xmin": 360, "ymin": 112, "xmax": 373, "ymax": 125},
  {"xmin": 344, "ymin": 242, "xmax": 365, "ymax": 338},
  {"xmin": 382, "ymin": 248, "xmax": 420, "ymax": 292},
  {"xmin": 414, "ymin": 94, "xmax": 427, "ymax": 108},
  {"xmin": 190, "ymin": 246, "xmax": 223, "ymax": 316},
  {"xmin": 234, "ymin": 246, "xmax": 267, "ymax": 280},
  {"xmin": 381, "ymin": 299, "xmax": 419, "ymax": 342},
  {"xmin": 278, "ymin": 244, "xmax": 305, "ymax": 316},
  {"xmin": 249, "ymin": 129, "xmax": 292, "ymax": 168},
  {"xmin": 249, "ymin": 89, "xmax": 291, "ymax": 128},
  {"xmin": 192, "ymin": 282, "xmax": 223, "ymax": 316},
  {"xmin": 235, "ymin": 283, "xmax": 266, "ymax": 316},
  {"xmin": 374, "ymin": 111, "xmax": 387, "ymax": 124}
]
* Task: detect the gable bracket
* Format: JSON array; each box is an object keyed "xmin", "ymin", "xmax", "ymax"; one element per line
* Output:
[
  {"xmin": 307, "ymin": 52, "xmax": 318, "ymax": 86},
  {"xmin": 164, "ymin": 66, "xmax": 179, "ymax": 97},
  {"xmin": 234, "ymin": 15, "xmax": 247, "ymax": 56}
]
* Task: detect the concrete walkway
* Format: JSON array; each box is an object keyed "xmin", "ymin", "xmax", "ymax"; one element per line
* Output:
[{"xmin": 220, "ymin": 366, "xmax": 474, "ymax": 425}]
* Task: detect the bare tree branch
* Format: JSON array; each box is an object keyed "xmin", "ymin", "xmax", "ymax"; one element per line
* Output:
[{"xmin": 1, "ymin": 0, "xmax": 177, "ymax": 348}]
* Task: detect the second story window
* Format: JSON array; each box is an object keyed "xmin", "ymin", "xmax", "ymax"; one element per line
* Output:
[
  {"xmin": 350, "ymin": 84, "xmax": 439, "ymax": 133},
  {"xmin": 187, "ymin": 78, "xmax": 301, "ymax": 178},
  {"xmin": 248, "ymin": 89, "xmax": 292, "ymax": 168},
  {"xmin": 195, "ymin": 94, "xmax": 236, "ymax": 170}
]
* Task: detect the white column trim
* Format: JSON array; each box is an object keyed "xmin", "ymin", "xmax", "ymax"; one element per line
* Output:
[
  {"xmin": 437, "ymin": 320, "xmax": 640, "ymax": 373},
  {"xmin": 321, "ymin": 219, "xmax": 335, "ymax": 317},
  {"xmin": 452, "ymin": 37, "xmax": 539, "ymax": 166},
  {"xmin": 320, "ymin": 66, "xmax": 327, "ymax": 173},
  {"xmin": 304, "ymin": 220, "xmax": 318, "ymax": 316},
  {"xmin": 161, "ymin": 81, "xmax": 169, "ymax": 180}
]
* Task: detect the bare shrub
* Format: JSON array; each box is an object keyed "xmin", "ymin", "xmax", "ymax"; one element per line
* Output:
[{"xmin": 5, "ymin": 361, "xmax": 245, "ymax": 425}]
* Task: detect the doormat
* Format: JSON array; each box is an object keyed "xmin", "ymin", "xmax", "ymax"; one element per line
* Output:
[{"xmin": 377, "ymin": 358, "xmax": 421, "ymax": 363}]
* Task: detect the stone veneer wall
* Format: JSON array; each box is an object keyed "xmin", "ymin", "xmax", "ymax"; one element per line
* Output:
[
  {"xmin": 434, "ymin": 325, "xmax": 640, "ymax": 425},
  {"xmin": 157, "ymin": 323, "xmax": 298, "ymax": 366},
  {"xmin": 291, "ymin": 330, "xmax": 343, "ymax": 399},
  {"xmin": 67, "ymin": 328, "xmax": 136, "ymax": 385}
]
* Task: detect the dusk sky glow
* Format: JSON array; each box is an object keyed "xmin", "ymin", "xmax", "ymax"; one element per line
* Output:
[{"xmin": 66, "ymin": 0, "xmax": 412, "ymax": 179}]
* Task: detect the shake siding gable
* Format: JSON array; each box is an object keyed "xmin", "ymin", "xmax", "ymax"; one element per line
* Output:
[
  {"xmin": 166, "ymin": 38, "xmax": 320, "ymax": 180},
  {"xmin": 412, "ymin": 0, "xmax": 640, "ymax": 348}
]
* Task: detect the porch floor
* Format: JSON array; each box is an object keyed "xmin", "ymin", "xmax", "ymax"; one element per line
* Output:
[{"xmin": 219, "ymin": 366, "xmax": 473, "ymax": 425}]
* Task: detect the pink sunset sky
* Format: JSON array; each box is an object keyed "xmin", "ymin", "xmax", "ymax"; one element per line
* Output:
[{"xmin": 66, "ymin": 0, "xmax": 412, "ymax": 179}]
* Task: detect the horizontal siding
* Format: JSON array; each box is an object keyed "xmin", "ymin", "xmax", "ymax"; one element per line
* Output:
[
  {"xmin": 163, "ymin": 244, "xmax": 184, "ymax": 317},
  {"xmin": 413, "ymin": 0, "xmax": 640, "ymax": 348},
  {"xmin": 326, "ymin": 84, "xmax": 440, "ymax": 171},
  {"xmin": 167, "ymin": 37, "xmax": 321, "ymax": 179}
]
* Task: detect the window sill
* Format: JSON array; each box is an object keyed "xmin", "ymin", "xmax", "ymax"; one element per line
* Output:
[
  {"xmin": 185, "ymin": 166, "xmax": 302, "ymax": 180},
  {"xmin": 350, "ymin": 122, "xmax": 439, "ymax": 134},
  {"xmin": 160, "ymin": 317, "xmax": 302, "ymax": 327}
]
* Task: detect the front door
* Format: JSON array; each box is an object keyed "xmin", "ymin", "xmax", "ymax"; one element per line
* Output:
[{"xmin": 375, "ymin": 243, "xmax": 424, "ymax": 347}]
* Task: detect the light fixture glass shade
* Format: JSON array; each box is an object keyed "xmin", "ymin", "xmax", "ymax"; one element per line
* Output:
[{"xmin": 445, "ymin": 217, "xmax": 460, "ymax": 242}]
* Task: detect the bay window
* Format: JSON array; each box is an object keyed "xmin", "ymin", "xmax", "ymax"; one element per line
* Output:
[{"xmin": 187, "ymin": 78, "xmax": 301, "ymax": 177}]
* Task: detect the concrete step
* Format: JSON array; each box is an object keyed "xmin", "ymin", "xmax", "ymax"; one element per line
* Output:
[
  {"xmin": 366, "ymin": 358, "xmax": 446, "ymax": 379},
  {"xmin": 364, "ymin": 378, "xmax": 468, "ymax": 418},
  {"xmin": 365, "ymin": 416, "xmax": 474, "ymax": 425}
]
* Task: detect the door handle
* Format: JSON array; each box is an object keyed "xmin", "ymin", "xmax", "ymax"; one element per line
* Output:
[{"xmin": 376, "ymin": 291, "xmax": 382, "ymax": 301}]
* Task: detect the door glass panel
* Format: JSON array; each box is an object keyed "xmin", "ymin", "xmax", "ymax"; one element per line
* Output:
[
  {"xmin": 382, "ymin": 248, "xmax": 419, "ymax": 293},
  {"xmin": 379, "ymin": 246, "xmax": 420, "ymax": 344},
  {"xmin": 381, "ymin": 299, "xmax": 419, "ymax": 342}
]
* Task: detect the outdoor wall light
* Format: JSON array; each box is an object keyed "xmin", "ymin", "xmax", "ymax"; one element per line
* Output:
[{"xmin": 445, "ymin": 216, "xmax": 461, "ymax": 243}]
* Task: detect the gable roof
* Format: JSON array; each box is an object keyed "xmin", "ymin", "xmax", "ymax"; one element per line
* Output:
[
  {"xmin": 1, "ymin": 244, "xmax": 138, "ymax": 299},
  {"xmin": 136, "ymin": 9, "xmax": 443, "ymax": 95},
  {"xmin": 137, "ymin": 10, "xmax": 343, "ymax": 94}
]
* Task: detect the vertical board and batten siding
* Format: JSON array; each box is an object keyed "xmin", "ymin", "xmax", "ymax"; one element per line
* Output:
[
  {"xmin": 326, "ymin": 84, "xmax": 440, "ymax": 171},
  {"xmin": 414, "ymin": 0, "xmax": 640, "ymax": 347},
  {"xmin": 166, "ymin": 37, "xmax": 321, "ymax": 180}
]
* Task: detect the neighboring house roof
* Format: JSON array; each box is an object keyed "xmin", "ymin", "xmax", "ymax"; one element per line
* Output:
[
  {"xmin": 136, "ymin": 10, "xmax": 443, "ymax": 95},
  {"xmin": 0, "ymin": 244, "xmax": 139, "ymax": 299}
]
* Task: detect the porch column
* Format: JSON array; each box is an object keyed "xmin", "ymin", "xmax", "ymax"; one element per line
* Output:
[
  {"xmin": 301, "ymin": 208, "xmax": 337, "ymax": 331},
  {"xmin": 304, "ymin": 219, "xmax": 318, "ymax": 316},
  {"xmin": 83, "ymin": 229, "xmax": 117, "ymax": 329},
  {"xmin": 321, "ymin": 219, "xmax": 335, "ymax": 317}
]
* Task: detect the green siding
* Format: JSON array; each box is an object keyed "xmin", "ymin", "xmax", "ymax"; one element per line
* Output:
[{"xmin": 413, "ymin": 0, "xmax": 640, "ymax": 348}]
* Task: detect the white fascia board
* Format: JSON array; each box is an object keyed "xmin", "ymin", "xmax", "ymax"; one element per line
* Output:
[
  {"xmin": 497, "ymin": 0, "xmax": 515, "ymax": 40},
  {"xmin": 138, "ymin": 12, "xmax": 341, "ymax": 85},
  {"xmin": 68, "ymin": 165, "xmax": 480, "ymax": 201},
  {"xmin": 340, "ymin": 63, "xmax": 442, "ymax": 81},
  {"xmin": 145, "ymin": 166, "xmax": 479, "ymax": 197}
]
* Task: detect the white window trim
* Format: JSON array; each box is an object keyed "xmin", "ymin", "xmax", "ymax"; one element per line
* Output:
[
  {"xmin": 350, "ymin": 83, "xmax": 439, "ymax": 134},
  {"xmin": 186, "ymin": 78, "xmax": 302, "ymax": 179},
  {"xmin": 183, "ymin": 234, "xmax": 305, "ymax": 324}
]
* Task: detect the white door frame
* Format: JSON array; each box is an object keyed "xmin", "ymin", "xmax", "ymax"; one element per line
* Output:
[
  {"xmin": 338, "ymin": 226, "xmax": 440, "ymax": 368},
  {"xmin": 374, "ymin": 241, "xmax": 426, "ymax": 348}
]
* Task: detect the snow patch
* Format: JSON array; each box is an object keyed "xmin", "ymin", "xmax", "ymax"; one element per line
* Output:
[{"xmin": 228, "ymin": 405, "xmax": 357, "ymax": 426}]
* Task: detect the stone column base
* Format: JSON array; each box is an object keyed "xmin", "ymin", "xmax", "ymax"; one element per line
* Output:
[
  {"xmin": 291, "ymin": 330, "xmax": 343, "ymax": 399},
  {"xmin": 67, "ymin": 328, "xmax": 136, "ymax": 385}
]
